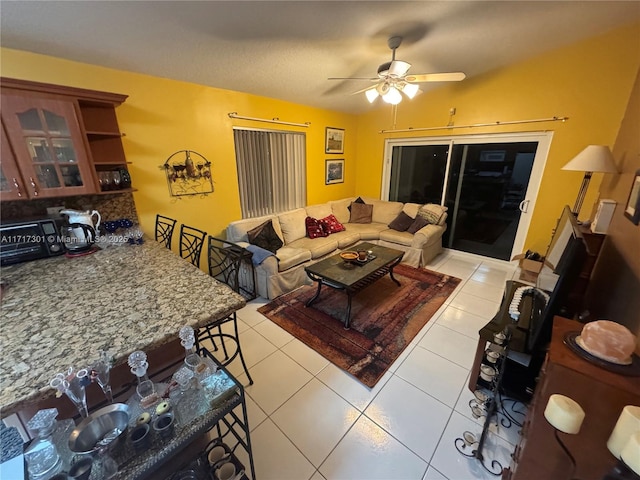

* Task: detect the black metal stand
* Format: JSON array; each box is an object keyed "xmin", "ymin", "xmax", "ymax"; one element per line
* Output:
[{"xmin": 455, "ymin": 328, "xmax": 526, "ymax": 476}]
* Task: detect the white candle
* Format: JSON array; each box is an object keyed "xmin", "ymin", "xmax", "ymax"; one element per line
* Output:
[
  {"xmin": 607, "ymin": 405, "xmax": 640, "ymax": 458},
  {"xmin": 620, "ymin": 431, "xmax": 640, "ymax": 475},
  {"xmin": 544, "ymin": 394, "xmax": 585, "ymax": 434}
]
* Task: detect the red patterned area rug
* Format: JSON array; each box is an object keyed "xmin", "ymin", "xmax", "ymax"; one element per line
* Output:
[{"xmin": 257, "ymin": 265, "xmax": 461, "ymax": 387}]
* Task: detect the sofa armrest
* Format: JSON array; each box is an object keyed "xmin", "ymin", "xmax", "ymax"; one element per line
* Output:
[{"xmin": 412, "ymin": 224, "xmax": 447, "ymax": 248}]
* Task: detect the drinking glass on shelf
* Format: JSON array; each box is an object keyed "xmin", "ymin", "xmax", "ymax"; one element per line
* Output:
[
  {"xmin": 99, "ymin": 171, "xmax": 112, "ymax": 191},
  {"xmin": 111, "ymin": 171, "xmax": 121, "ymax": 190}
]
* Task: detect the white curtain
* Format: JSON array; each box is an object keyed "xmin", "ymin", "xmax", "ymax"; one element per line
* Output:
[{"xmin": 234, "ymin": 128, "xmax": 306, "ymax": 218}]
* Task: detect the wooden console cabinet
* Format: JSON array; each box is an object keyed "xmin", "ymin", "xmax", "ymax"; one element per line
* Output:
[{"xmin": 503, "ymin": 316, "xmax": 640, "ymax": 480}]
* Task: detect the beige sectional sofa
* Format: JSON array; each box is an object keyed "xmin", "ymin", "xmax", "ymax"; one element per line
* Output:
[{"xmin": 226, "ymin": 197, "xmax": 447, "ymax": 299}]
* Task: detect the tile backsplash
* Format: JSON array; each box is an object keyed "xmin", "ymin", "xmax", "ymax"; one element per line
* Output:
[{"xmin": 1, "ymin": 193, "xmax": 139, "ymax": 229}]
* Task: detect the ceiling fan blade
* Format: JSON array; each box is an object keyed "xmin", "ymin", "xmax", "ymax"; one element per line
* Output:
[
  {"xmin": 328, "ymin": 77, "xmax": 378, "ymax": 81},
  {"xmin": 387, "ymin": 60, "xmax": 411, "ymax": 77},
  {"xmin": 405, "ymin": 72, "xmax": 466, "ymax": 83},
  {"xmin": 350, "ymin": 84, "xmax": 378, "ymax": 95}
]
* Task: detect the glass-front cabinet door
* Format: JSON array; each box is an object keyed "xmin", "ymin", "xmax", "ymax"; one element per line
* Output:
[
  {"xmin": 0, "ymin": 122, "xmax": 27, "ymax": 200},
  {"xmin": 1, "ymin": 93, "xmax": 97, "ymax": 198}
]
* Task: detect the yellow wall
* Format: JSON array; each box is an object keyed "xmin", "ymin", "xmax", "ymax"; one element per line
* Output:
[
  {"xmin": 2, "ymin": 20, "xmax": 639, "ymax": 257},
  {"xmin": 1, "ymin": 48, "xmax": 358, "ymax": 242},
  {"xmin": 355, "ymin": 21, "xmax": 640, "ymax": 253}
]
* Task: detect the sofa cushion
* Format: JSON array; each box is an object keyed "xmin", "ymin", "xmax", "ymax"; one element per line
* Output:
[
  {"xmin": 306, "ymin": 203, "xmax": 333, "ymax": 220},
  {"xmin": 288, "ymin": 236, "xmax": 338, "ymax": 259},
  {"xmin": 345, "ymin": 222, "xmax": 387, "ymax": 240},
  {"xmin": 388, "ymin": 211, "xmax": 414, "ymax": 231},
  {"xmin": 379, "ymin": 229, "xmax": 414, "ymax": 247},
  {"xmin": 329, "ymin": 197, "xmax": 355, "ymax": 224},
  {"xmin": 418, "ymin": 204, "xmax": 448, "ymax": 225},
  {"xmin": 276, "ymin": 246, "xmax": 312, "ymax": 271},
  {"xmin": 402, "ymin": 203, "xmax": 423, "ymax": 219},
  {"xmin": 305, "ymin": 216, "xmax": 329, "ymax": 239},
  {"xmin": 278, "ymin": 208, "xmax": 308, "ymax": 244},
  {"xmin": 406, "ymin": 215, "xmax": 429, "ymax": 234},
  {"xmin": 367, "ymin": 199, "xmax": 404, "ymax": 225},
  {"xmin": 247, "ymin": 219, "xmax": 284, "ymax": 253},
  {"xmin": 319, "ymin": 214, "xmax": 345, "ymax": 234},
  {"xmin": 349, "ymin": 202, "xmax": 373, "ymax": 223},
  {"xmin": 327, "ymin": 230, "xmax": 360, "ymax": 248}
]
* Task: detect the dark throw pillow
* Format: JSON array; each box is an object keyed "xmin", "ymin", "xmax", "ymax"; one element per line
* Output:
[
  {"xmin": 347, "ymin": 196, "xmax": 365, "ymax": 212},
  {"xmin": 388, "ymin": 211, "xmax": 414, "ymax": 232},
  {"xmin": 406, "ymin": 215, "xmax": 429, "ymax": 234},
  {"xmin": 349, "ymin": 202, "xmax": 373, "ymax": 224},
  {"xmin": 305, "ymin": 216, "xmax": 329, "ymax": 239},
  {"xmin": 247, "ymin": 220, "xmax": 283, "ymax": 253},
  {"xmin": 319, "ymin": 214, "xmax": 345, "ymax": 234}
]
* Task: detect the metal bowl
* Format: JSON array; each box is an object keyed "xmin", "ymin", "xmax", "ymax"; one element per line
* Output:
[{"xmin": 69, "ymin": 403, "xmax": 130, "ymax": 454}]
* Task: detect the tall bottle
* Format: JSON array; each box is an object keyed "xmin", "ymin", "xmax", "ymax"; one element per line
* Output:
[{"xmin": 24, "ymin": 408, "xmax": 62, "ymax": 479}]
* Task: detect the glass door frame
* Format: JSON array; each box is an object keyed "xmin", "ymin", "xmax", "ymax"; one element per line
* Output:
[{"xmin": 381, "ymin": 131, "xmax": 554, "ymax": 260}]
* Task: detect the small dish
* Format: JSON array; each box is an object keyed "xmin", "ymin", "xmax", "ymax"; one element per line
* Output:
[{"xmin": 340, "ymin": 251, "xmax": 358, "ymax": 262}]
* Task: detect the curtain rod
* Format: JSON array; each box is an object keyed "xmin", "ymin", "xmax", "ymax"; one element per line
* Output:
[
  {"xmin": 379, "ymin": 116, "xmax": 569, "ymax": 134},
  {"xmin": 228, "ymin": 112, "xmax": 311, "ymax": 128}
]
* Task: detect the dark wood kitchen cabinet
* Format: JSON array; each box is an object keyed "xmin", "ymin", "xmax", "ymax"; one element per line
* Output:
[{"xmin": 0, "ymin": 77, "xmax": 131, "ymax": 200}]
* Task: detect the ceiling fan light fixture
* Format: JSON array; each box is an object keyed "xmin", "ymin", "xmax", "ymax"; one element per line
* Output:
[
  {"xmin": 401, "ymin": 82, "xmax": 420, "ymax": 99},
  {"xmin": 365, "ymin": 88, "xmax": 379, "ymax": 103},
  {"xmin": 376, "ymin": 82, "xmax": 390, "ymax": 96},
  {"xmin": 382, "ymin": 86, "xmax": 402, "ymax": 105}
]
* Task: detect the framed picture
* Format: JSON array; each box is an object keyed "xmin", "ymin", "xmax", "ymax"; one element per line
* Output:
[
  {"xmin": 326, "ymin": 159, "xmax": 344, "ymax": 185},
  {"xmin": 325, "ymin": 127, "xmax": 344, "ymax": 154},
  {"xmin": 624, "ymin": 169, "xmax": 640, "ymax": 225}
]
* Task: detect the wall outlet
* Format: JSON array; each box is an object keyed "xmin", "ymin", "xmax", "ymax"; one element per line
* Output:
[{"xmin": 46, "ymin": 206, "xmax": 65, "ymax": 216}]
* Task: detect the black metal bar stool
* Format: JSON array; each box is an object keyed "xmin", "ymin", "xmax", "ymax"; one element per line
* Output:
[
  {"xmin": 155, "ymin": 214, "xmax": 177, "ymax": 249},
  {"xmin": 179, "ymin": 224, "xmax": 206, "ymax": 267},
  {"xmin": 195, "ymin": 312, "xmax": 254, "ymax": 386},
  {"xmin": 208, "ymin": 236, "xmax": 256, "ymax": 301}
]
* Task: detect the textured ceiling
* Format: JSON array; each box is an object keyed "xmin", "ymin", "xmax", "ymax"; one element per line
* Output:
[{"xmin": 2, "ymin": 1, "xmax": 639, "ymax": 114}]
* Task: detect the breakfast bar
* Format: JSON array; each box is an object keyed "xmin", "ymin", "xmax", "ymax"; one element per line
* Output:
[{"xmin": 0, "ymin": 238, "xmax": 246, "ymax": 417}]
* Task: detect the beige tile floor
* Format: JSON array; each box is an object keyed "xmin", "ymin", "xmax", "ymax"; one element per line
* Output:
[{"xmin": 221, "ymin": 250, "xmax": 528, "ymax": 480}]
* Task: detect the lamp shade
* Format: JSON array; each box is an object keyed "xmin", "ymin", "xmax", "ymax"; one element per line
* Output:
[
  {"xmin": 382, "ymin": 86, "xmax": 402, "ymax": 105},
  {"xmin": 401, "ymin": 82, "xmax": 420, "ymax": 99},
  {"xmin": 562, "ymin": 145, "xmax": 618, "ymax": 173}
]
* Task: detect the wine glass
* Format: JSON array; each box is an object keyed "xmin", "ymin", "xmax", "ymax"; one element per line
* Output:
[
  {"xmin": 50, "ymin": 368, "xmax": 89, "ymax": 418},
  {"xmin": 91, "ymin": 351, "xmax": 113, "ymax": 403}
]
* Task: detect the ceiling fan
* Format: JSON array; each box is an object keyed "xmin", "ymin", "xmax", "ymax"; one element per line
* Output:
[{"xmin": 329, "ymin": 36, "xmax": 466, "ymax": 105}]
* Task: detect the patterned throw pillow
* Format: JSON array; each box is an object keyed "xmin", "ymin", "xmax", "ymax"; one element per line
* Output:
[
  {"xmin": 349, "ymin": 202, "xmax": 373, "ymax": 224},
  {"xmin": 417, "ymin": 204, "xmax": 448, "ymax": 225},
  {"xmin": 305, "ymin": 216, "xmax": 329, "ymax": 239},
  {"xmin": 388, "ymin": 211, "xmax": 414, "ymax": 232},
  {"xmin": 247, "ymin": 220, "xmax": 283, "ymax": 253},
  {"xmin": 406, "ymin": 215, "xmax": 429, "ymax": 234},
  {"xmin": 319, "ymin": 214, "xmax": 345, "ymax": 234}
]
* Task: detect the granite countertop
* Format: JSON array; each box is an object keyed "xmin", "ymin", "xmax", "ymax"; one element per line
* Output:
[{"xmin": 0, "ymin": 238, "xmax": 246, "ymax": 417}]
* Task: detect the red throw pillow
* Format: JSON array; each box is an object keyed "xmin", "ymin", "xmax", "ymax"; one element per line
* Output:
[
  {"xmin": 319, "ymin": 214, "xmax": 345, "ymax": 234},
  {"xmin": 305, "ymin": 216, "xmax": 328, "ymax": 239}
]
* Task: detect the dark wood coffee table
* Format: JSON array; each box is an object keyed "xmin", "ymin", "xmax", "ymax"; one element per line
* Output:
[{"xmin": 304, "ymin": 242, "xmax": 405, "ymax": 329}]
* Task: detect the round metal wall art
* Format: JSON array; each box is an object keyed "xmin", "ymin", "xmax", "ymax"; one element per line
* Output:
[{"xmin": 163, "ymin": 150, "xmax": 214, "ymax": 197}]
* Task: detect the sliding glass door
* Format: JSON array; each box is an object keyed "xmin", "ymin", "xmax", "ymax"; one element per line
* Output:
[{"xmin": 382, "ymin": 133, "xmax": 552, "ymax": 261}]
